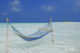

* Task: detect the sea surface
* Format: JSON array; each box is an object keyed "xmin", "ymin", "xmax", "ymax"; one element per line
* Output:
[{"xmin": 0, "ymin": 22, "xmax": 80, "ymax": 53}]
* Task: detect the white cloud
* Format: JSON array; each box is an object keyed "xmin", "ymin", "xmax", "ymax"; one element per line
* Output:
[
  {"xmin": 41, "ymin": 5, "xmax": 55, "ymax": 12},
  {"xmin": 65, "ymin": 0, "xmax": 80, "ymax": 12},
  {"xmin": 9, "ymin": 0, "xmax": 21, "ymax": 12},
  {"xmin": 77, "ymin": 0, "xmax": 80, "ymax": 4},
  {"xmin": 12, "ymin": 6, "xmax": 21, "ymax": 12},
  {"xmin": 74, "ymin": 0, "xmax": 80, "ymax": 12},
  {"xmin": 9, "ymin": 0, "xmax": 20, "ymax": 6},
  {"xmin": 76, "ymin": 0, "xmax": 80, "ymax": 6},
  {"xmin": 2, "ymin": 12, "xmax": 8, "ymax": 15}
]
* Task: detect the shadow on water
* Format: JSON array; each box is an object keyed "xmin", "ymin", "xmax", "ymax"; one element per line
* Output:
[{"xmin": 8, "ymin": 39, "xmax": 46, "ymax": 50}]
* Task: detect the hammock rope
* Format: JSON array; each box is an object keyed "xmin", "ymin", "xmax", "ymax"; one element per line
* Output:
[{"xmin": 10, "ymin": 23, "xmax": 53, "ymax": 41}]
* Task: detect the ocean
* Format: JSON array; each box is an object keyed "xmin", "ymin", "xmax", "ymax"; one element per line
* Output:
[{"xmin": 0, "ymin": 22, "xmax": 80, "ymax": 53}]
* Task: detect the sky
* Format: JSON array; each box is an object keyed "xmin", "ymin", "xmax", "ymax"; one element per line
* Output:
[{"xmin": 0, "ymin": 0, "xmax": 80, "ymax": 22}]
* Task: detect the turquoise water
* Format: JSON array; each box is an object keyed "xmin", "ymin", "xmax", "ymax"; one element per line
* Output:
[{"xmin": 0, "ymin": 22, "xmax": 80, "ymax": 53}]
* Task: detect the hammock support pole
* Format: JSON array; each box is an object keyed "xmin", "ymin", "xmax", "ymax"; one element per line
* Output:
[
  {"xmin": 50, "ymin": 16, "xmax": 54, "ymax": 42},
  {"xmin": 6, "ymin": 18, "xmax": 8, "ymax": 53}
]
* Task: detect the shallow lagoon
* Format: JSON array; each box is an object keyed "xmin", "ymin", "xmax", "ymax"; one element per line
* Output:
[{"xmin": 0, "ymin": 22, "xmax": 80, "ymax": 53}]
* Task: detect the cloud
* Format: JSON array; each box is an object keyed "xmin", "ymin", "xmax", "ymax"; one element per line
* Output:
[
  {"xmin": 9, "ymin": 0, "xmax": 21, "ymax": 12},
  {"xmin": 41, "ymin": 5, "xmax": 55, "ymax": 12},
  {"xmin": 2, "ymin": 12, "xmax": 8, "ymax": 15},
  {"xmin": 65, "ymin": 0, "xmax": 80, "ymax": 12},
  {"xmin": 76, "ymin": 0, "xmax": 80, "ymax": 6},
  {"xmin": 74, "ymin": 0, "xmax": 80, "ymax": 12},
  {"xmin": 12, "ymin": 6, "xmax": 21, "ymax": 12}
]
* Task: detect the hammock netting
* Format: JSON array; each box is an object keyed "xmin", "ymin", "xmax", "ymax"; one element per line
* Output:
[{"xmin": 10, "ymin": 23, "xmax": 52, "ymax": 41}]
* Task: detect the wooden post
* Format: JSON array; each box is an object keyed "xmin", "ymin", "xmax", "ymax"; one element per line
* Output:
[
  {"xmin": 6, "ymin": 18, "xmax": 8, "ymax": 53},
  {"xmin": 50, "ymin": 16, "xmax": 54, "ymax": 42}
]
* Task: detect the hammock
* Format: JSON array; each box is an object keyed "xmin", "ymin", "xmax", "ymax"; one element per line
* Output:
[{"xmin": 10, "ymin": 23, "xmax": 53, "ymax": 41}]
